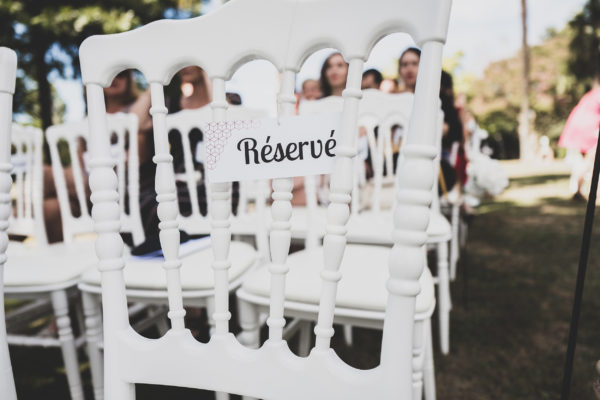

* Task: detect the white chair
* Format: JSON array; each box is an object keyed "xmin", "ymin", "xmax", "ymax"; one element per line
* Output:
[
  {"xmin": 299, "ymin": 90, "xmax": 454, "ymax": 355},
  {"xmin": 4, "ymin": 113, "xmax": 145, "ymax": 400},
  {"xmin": 239, "ymin": 86, "xmax": 439, "ymax": 400},
  {"xmin": 79, "ymin": 1, "xmax": 451, "ymax": 399},
  {"xmin": 163, "ymin": 105, "xmax": 269, "ymax": 255},
  {"xmin": 78, "ymin": 101, "xmax": 265, "ymax": 400},
  {"xmin": 46, "ymin": 113, "xmax": 145, "ymax": 246},
  {"xmin": 4, "ymin": 123, "xmax": 88, "ymax": 400},
  {"xmin": 0, "ymin": 46, "xmax": 18, "ymax": 400}
]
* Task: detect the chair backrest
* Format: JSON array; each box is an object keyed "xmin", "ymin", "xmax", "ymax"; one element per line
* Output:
[
  {"xmin": 8, "ymin": 124, "xmax": 46, "ymax": 244},
  {"xmin": 297, "ymin": 95, "xmax": 344, "ymax": 245},
  {"xmin": 357, "ymin": 90, "xmax": 415, "ymax": 212},
  {"xmin": 299, "ymin": 91, "xmax": 415, "ymax": 215},
  {"xmin": 164, "ymin": 105, "xmax": 268, "ymax": 234},
  {"xmin": 46, "ymin": 113, "xmax": 145, "ymax": 245},
  {"xmin": 0, "ymin": 46, "xmax": 18, "ymax": 400},
  {"xmin": 80, "ymin": 0, "xmax": 451, "ymax": 398}
]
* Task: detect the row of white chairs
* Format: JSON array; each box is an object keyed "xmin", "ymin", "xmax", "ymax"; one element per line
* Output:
[
  {"xmin": 2, "ymin": 92, "xmax": 447, "ymax": 400},
  {"xmin": 1, "ymin": 0, "xmax": 453, "ymax": 398}
]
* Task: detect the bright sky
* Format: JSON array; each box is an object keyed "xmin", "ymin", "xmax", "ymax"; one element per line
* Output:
[{"xmin": 52, "ymin": 0, "xmax": 587, "ymax": 121}]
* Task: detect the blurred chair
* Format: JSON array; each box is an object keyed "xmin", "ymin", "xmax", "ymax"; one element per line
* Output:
[
  {"xmin": 163, "ymin": 105, "xmax": 270, "ymax": 257},
  {"xmin": 0, "ymin": 46, "xmax": 18, "ymax": 400},
  {"xmin": 4, "ymin": 113, "xmax": 145, "ymax": 400},
  {"xmin": 4, "ymin": 123, "xmax": 87, "ymax": 400},
  {"xmin": 79, "ymin": 0, "xmax": 451, "ymax": 400},
  {"xmin": 78, "ymin": 107, "xmax": 265, "ymax": 400},
  {"xmin": 299, "ymin": 89, "xmax": 453, "ymax": 355},
  {"xmin": 46, "ymin": 113, "xmax": 145, "ymax": 246}
]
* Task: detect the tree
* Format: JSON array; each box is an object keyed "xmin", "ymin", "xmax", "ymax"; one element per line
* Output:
[
  {"xmin": 0, "ymin": 0, "xmax": 185, "ymax": 130},
  {"xmin": 568, "ymin": 0, "xmax": 600, "ymax": 90},
  {"xmin": 518, "ymin": 0, "xmax": 534, "ymax": 160}
]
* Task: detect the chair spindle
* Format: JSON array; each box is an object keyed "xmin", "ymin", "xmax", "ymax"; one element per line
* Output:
[
  {"xmin": 209, "ymin": 77, "xmax": 233, "ymax": 335},
  {"xmin": 314, "ymin": 57, "xmax": 364, "ymax": 350}
]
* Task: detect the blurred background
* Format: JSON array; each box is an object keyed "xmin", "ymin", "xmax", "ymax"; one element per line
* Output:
[
  {"xmin": 0, "ymin": 0, "xmax": 596, "ymax": 161},
  {"xmin": 2, "ymin": 1, "xmax": 600, "ymax": 399}
]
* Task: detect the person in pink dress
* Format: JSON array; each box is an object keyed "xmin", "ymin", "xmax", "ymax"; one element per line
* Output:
[{"xmin": 559, "ymin": 86, "xmax": 600, "ymax": 200}]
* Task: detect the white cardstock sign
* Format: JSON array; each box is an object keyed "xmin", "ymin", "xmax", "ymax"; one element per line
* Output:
[{"xmin": 203, "ymin": 112, "xmax": 342, "ymax": 183}]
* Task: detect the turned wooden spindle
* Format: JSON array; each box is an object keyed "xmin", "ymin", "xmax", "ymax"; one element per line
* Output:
[
  {"xmin": 266, "ymin": 69, "xmax": 296, "ymax": 342},
  {"xmin": 314, "ymin": 57, "xmax": 364, "ymax": 350},
  {"xmin": 149, "ymin": 82, "xmax": 187, "ymax": 331},
  {"xmin": 380, "ymin": 40, "xmax": 444, "ymax": 398},
  {"xmin": 86, "ymin": 83, "xmax": 133, "ymax": 399},
  {"xmin": 209, "ymin": 77, "xmax": 233, "ymax": 335}
]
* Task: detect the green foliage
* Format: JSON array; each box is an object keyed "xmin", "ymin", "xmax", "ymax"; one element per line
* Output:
[
  {"xmin": 568, "ymin": 0, "xmax": 600, "ymax": 90},
  {"xmin": 462, "ymin": 7, "xmax": 595, "ymax": 160},
  {"xmin": 0, "ymin": 0, "xmax": 184, "ymax": 129},
  {"xmin": 479, "ymin": 107, "xmax": 520, "ymax": 159}
]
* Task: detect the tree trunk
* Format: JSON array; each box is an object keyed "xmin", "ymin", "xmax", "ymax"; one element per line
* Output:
[
  {"xmin": 34, "ymin": 52, "xmax": 52, "ymax": 130},
  {"xmin": 592, "ymin": 0, "xmax": 600, "ymax": 85},
  {"xmin": 518, "ymin": 0, "xmax": 532, "ymax": 160},
  {"xmin": 32, "ymin": 40, "xmax": 52, "ymax": 163}
]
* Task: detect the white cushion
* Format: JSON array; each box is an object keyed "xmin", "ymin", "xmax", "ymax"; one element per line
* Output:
[
  {"xmin": 289, "ymin": 206, "xmax": 327, "ymax": 239},
  {"xmin": 346, "ymin": 210, "xmax": 451, "ymax": 245},
  {"xmin": 4, "ymin": 239, "xmax": 97, "ymax": 287},
  {"xmin": 81, "ymin": 241, "xmax": 258, "ymax": 291},
  {"xmin": 288, "ymin": 203, "xmax": 451, "ymax": 245},
  {"xmin": 242, "ymin": 244, "xmax": 434, "ymax": 314}
]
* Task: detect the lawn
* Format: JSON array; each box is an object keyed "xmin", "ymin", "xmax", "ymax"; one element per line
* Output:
[{"xmin": 7, "ymin": 160, "xmax": 600, "ymax": 399}]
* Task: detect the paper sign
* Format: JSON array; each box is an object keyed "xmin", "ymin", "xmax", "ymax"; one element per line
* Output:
[
  {"xmin": 204, "ymin": 113, "xmax": 342, "ymax": 183},
  {"xmin": 195, "ymin": 142, "xmax": 205, "ymax": 163}
]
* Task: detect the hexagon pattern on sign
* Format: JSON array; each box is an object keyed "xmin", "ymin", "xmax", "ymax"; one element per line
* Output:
[{"xmin": 204, "ymin": 120, "xmax": 261, "ymax": 170}]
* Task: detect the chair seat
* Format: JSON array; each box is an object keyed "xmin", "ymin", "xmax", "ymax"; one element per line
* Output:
[
  {"xmin": 241, "ymin": 244, "xmax": 435, "ymax": 315},
  {"xmin": 346, "ymin": 210, "xmax": 451, "ymax": 245},
  {"xmin": 81, "ymin": 241, "xmax": 258, "ymax": 291},
  {"xmin": 4, "ymin": 239, "xmax": 97, "ymax": 288},
  {"xmin": 289, "ymin": 206, "xmax": 328, "ymax": 239},
  {"xmin": 289, "ymin": 205, "xmax": 451, "ymax": 244},
  {"xmin": 230, "ymin": 214, "xmax": 263, "ymax": 236}
]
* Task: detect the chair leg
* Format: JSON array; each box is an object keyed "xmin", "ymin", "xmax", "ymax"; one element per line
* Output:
[
  {"xmin": 82, "ymin": 291, "xmax": 104, "ymax": 400},
  {"xmin": 342, "ymin": 324, "xmax": 353, "ymax": 347},
  {"xmin": 450, "ymin": 204, "xmax": 460, "ymax": 281},
  {"xmin": 207, "ymin": 297, "xmax": 230, "ymax": 400},
  {"xmin": 74, "ymin": 294, "xmax": 86, "ymax": 340},
  {"xmin": 412, "ymin": 319, "xmax": 425, "ymax": 400},
  {"xmin": 0, "ymin": 267, "xmax": 17, "ymax": 400},
  {"xmin": 50, "ymin": 290, "xmax": 84, "ymax": 400},
  {"xmin": 298, "ymin": 321, "xmax": 311, "ymax": 357},
  {"xmin": 148, "ymin": 306, "xmax": 169, "ymax": 336},
  {"xmin": 437, "ymin": 241, "xmax": 451, "ymax": 355},
  {"xmin": 237, "ymin": 299, "xmax": 260, "ymax": 349},
  {"xmin": 423, "ymin": 318, "xmax": 436, "ymax": 400},
  {"xmin": 237, "ymin": 299, "xmax": 260, "ymax": 400},
  {"xmin": 206, "ymin": 297, "xmax": 217, "ymax": 338}
]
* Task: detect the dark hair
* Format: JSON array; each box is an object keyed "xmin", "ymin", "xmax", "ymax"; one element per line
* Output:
[
  {"xmin": 440, "ymin": 70, "xmax": 462, "ymax": 151},
  {"xmin": 319, "ymin": 52, "xmax": 347, "ymax": 97},
  {"xmin": 440, "ymin": 70, "xmax": 453, "ymax": 92},
  {"xmin": 226, "ymin": 92, "xmax": 242, "ymax": 105},
  {"xmin": 399, "ymin": 47, "xmax": 421, "ymax": 64},
  {"xmin": 362, "ymin": 69, "xmax": 383, "ymax": 86}
]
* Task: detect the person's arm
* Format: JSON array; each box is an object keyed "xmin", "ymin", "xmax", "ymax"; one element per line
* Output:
[
  {"xmin": 129, "ymin": 89, "xmax": 152, "ymax": 131},
  {"xmin": 129, "ymin": 90, "xmax": 153, "ymax": 164}
]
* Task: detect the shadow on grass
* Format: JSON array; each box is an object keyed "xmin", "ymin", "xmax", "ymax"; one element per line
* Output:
[
  {"xmin": 509, "ymin": 174, "xmax": 570, "ymax": 188},
  {"xmin": 8, "ymin": 173, "xmax": 600, "ymax": 400},
  {"xmin": 435, "ymin": 189, "xmax": 600, "ymax": 400}
]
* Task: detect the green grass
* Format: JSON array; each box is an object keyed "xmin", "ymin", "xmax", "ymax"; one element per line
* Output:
[{"xmin": 7, "ymin": 161, "xmax": 600, "ymax": 399}]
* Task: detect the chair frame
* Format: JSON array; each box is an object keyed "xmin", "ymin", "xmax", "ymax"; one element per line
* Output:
[
  {"xmin": 0, "ymin": 46, "xmax": 18, "ymax": 400},
  {"xmin": 46, "ymin": 114, "xmax": 146, "ymax": 246},
  {"xmin": 78, "ymin": 105, "xmax": 268, "ymax": 400},
  {"xmin": 80, "ymin": 0, "xmax": 452, "ymax": 399},
  {"xmin": 4, "ymin": 124, "xmax": 87, "ymax": 400}
]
